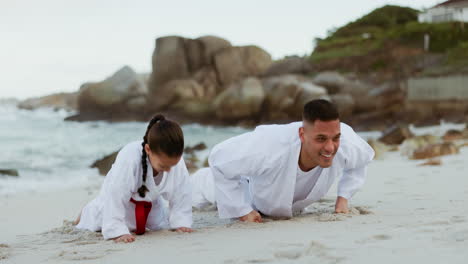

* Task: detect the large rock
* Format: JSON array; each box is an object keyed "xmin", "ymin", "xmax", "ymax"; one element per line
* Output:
[
  {"xmin": 411, "ymin": 142, "xmax": 459, "ymax": 160},
  {"xmin": 329, "ymin": 94, "xmax": 355, "ymax": 121},
  {"xmin": 213, "ymin": 77, "xmax": 265, "ymax": 120},
  {"xmin": 196, "ymin": 36, "xmax": 232, "ymax": 65},
  {"xmin": 0, "ymin": 169, "xmax": 19, "ymax": 177},
  {"xmin": 400, "ymin": 135, "xmax": 441, "ymax": 157},
  {"xmin": 149, "ymin": 35, "xmax": 231, "ymax": 95},
  {"xmin": 214, "ymin": 46, "xmax": 273, "ymax": 86},
  {"xmin": 18, "ymin": 92, "xmax": 78, "ymax": 111},
  {"xmin": 367, "ymin": 139, "xmax": 389, "ymax": 160},
  {"xmin": 193, "ymin": 67, "xmax": 219, "ymax": 99},
  {"xmin": 263, "ymin": 56, "xmax": 312, "ymax": 76},
  {"xmin": 378, "ymin": 124, "xmax": 414, "ymax": 145},
  {"xmin": 153, "ymin": 79, "xmax": 205, "ymax": 109},
  {"xmin": 78, "ymin": 66, "xmax": 147, "ymax": 113},
  {"xmin": 312, "ymin": 72, "xmax": 347, "ymax": 94},
  {"xmin": 149, "ymin": 36, "xmax": 190, "ymax": 92},
  {"xmin": 442, "ymin": 129, "xmax": 466, "ymax": 141},
  {"xmin": 262, "ymin": 75, "xmax": 328, "ymax": 121},
  {"xmin": 91, "ymin": 151, "xmax": 119, "ymax": 176}
]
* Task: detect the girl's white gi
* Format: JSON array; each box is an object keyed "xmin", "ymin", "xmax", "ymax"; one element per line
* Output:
[{"xmin": 77, "ymin": 141, "xmax": 192, "ymax": 240}]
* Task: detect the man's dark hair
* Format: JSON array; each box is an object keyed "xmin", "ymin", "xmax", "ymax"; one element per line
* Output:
[{"xmin": 302, "ymin": 99, "xmax": 339, "ymax": 123}]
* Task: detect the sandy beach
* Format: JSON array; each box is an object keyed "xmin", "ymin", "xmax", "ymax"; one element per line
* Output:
[{"xmin": 1, "ymin": 140, "xmax": 468, "ymax": 263}]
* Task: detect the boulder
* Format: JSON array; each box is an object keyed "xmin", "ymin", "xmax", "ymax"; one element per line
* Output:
[
  {"xmin": 262, "ymin": 75, "xmax": 328, "ymax": 121},
  {"xmin": 0, "ymin": 169, "xmax": 19, "ymax": 177},
  {"xmin": 91, "ymin": 151, "xmax": 119, "ymax": 176},
  {"xmin": 367, "ymin": 139, "xmax": 389, "ymax": 160},
  {"xmin": 213, "ymin": 77, "xmax": 265, "ymax": 120},
  {"xmin": 263, "ymin": 56, "xmax": 312, "ymax": 76},
  {"xmin": 443, "ymin": 129, "xmax": 465, "ymax": 141},
  {"xmin": 193, "ymin": 67, "xmax": 219, "ymax": 98},
  {"xmin": 153, "ymin": 79, "xmax": 205, "ymax": 110},
  {"xmin": 378, "ymin": 124, "xmax": 414, "ymax": 145},
  {"xmin": 411, "ymin": 142, "xmax": 459, "ymax": 160},
  {"xmin": 185, "ymin": 38, "xmax": 204, "ymax": 73},
  {"xmin": 149, "ymin": 35, "xmax": 231, "ymax": 95},
  {"xmin": 196, "ymin": 35, "xmax": 232, "ymax": 65},
  {"xmin": 329, "ymin": 94, "xmax": 355, "ymax": 121},
  {"xmin": 18, "ymin": 92, "xmax": 78, "ymax": 111},
  {"xmin": 400, "ymin": 135, "xmax": 440, "ymax": 157},
  {"xmin": 214, "ymin": 46, "xmax": 272, "ymax": 86},
  {"xmin": 77, "ymin": 66, "xmax": 147, "ymax": 115},
  {"xmin": 312, "ymin": 72, "xmax": 347, "ymax": 94},
  {"xmin": 184, "ymin": 143, "xmax": 207, "ymax": 154},
  {"xmin": 149, "ymin": 36, "xmax": 190, "ymax": 92}
]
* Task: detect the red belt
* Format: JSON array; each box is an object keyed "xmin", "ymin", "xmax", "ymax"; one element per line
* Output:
[{"xmin": 130, "ymin": 198, "xmax": 152, "ymax": 235}]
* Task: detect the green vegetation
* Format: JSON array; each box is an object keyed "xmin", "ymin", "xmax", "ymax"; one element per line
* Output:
[
  {"xmin": 311, "ymin": 5, "xmax": 468, "ymax": 72},
  {"xmin": 447, "ymin": 41, "xmax": 468, "ymax": 66}
]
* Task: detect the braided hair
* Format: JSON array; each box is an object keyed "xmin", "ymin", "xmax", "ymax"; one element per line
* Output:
[{"xmin": 138, "ymin": 114, "xmax": 184, "ymax": 197}]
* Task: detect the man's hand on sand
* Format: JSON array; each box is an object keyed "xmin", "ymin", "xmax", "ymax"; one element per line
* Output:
[
  {"xmin": 114, "ymin": 234, "xmax": 136, "ymax": 243},
  {"xmin": 335, "ymin": 196, "xmax": 349, "ymax": 214},
  {"xmin": 239, "ymin": 210, "xmax": 262, "ymax": 223}
]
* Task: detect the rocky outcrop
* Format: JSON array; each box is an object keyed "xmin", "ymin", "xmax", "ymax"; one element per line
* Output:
[
  {"xmin": 400, "ymin": 135, "xmax": 440, "ymax": 157},
  {"xmin": 411, "ymin": 142, "xmax": 459, "ymax": 160},
  {"xmin": 0, "ymin": 169, "xmax": 19, "ymax": 177},
  {"xmin": 312, "ymin": 72, "xmax": 347, "ymax": 94},
  {"xmin": 91, "ymin": 151, "xmax": 119, "ymax": 176},
  {"xmin": 443, "ymin": 129, "xmax": 466, "ymax": 141},
  {"xmin": 214, "ymin": 46, "xmax": 273, "ymax": 86},
  {"xmin": 379, "ymin": 124, "xmax": 414, "ymax": 145},
  {"xmin": 149, "ymin": 36, "xmax": 191, "ymax": 92},
  {"xmin": 148, "ymin": 35, "xmax": 231, "ymax": 96},
  {"xmin": 213, "ymin": 77, "xmax": 265, "ymax": 121},
  {"xmin": 74, "ymin": 66, "xmax": 149, "ymax": 121},
  {"xmin": 18, "ymin": 92, "xmax": 78, "ymax": 111},
  {"xmin": 262, "ymin": 75, "xmax": 328, "ymax": 121},
  {"xmin": 329, "ymin": 94, "xmax": 355, "ymax": 121},
  {"xmin": 263, "ymin": 56, "xmax": 312, "ymax": 76},
  {"xmin": 367, "ymin": 139, "xmax": 389, "ymax": 160}
]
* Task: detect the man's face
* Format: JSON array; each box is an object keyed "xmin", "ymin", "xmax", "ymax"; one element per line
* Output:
[
  {"xmin": 299, "ymin": 119, "xmax": 341, "ymax": 168},
  {"xmin": 145, "ymin": 144, "xmax": 181, "ymax": 172}
]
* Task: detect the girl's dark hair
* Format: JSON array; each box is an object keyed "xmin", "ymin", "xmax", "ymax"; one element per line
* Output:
[
  {"xmin": 302, "ymin": 99, "xmax": 339, "ymax": 123},
  {"xmin": 138, "ymin": 114, "xmax": 184, "ymax": 197}
]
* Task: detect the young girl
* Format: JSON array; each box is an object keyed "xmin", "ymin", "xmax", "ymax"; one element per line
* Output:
[{"xmin": 75, "ymin": 114, "xmax": 193, "ymax": 243}]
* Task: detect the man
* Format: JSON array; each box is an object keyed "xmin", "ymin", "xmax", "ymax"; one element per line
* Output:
[{"xmin": 192, "ymin": 99, "xmax": 374, "ymax": 222}]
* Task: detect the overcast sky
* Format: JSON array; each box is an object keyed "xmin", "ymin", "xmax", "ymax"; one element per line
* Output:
[{"xmin": 0, "ymin": 0, "xmax": 442, "ymax": 99}]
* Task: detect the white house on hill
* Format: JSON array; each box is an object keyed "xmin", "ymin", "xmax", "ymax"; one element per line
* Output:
[{"xmin": 418, "ymin": 0, "xmax": 468, "ymax": 23}]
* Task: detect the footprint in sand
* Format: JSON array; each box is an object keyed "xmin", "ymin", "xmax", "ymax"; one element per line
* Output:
[
  {"xmin": 450, "ymin": 216, "xmax": 466, "ymax": 224},
  {"xmin": 0, "ymin": 244, "xmax": 10, "ymax": 260},
  {"xmin": 424, "ymin": 220, "xmax": 450, "ymax": 226},
  {"xmin": 372, "ymin": 234, "xmax": 392, "ymax": 240},
  {"xmin": 356, "ymin": 234, "xmax": 392, "ymax": 244},
  {"xmin": 450, "ymin": 230, "xmax": 468, "ymax": 242}
]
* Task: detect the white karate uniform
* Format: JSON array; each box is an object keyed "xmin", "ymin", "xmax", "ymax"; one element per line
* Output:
[
  {"xmin": 76, "ymin": 141, "xmax": 192, "ymax": 240},
  {"xmin": 192, "ymin": 122, "xmax": 374, "ymax": 219}
]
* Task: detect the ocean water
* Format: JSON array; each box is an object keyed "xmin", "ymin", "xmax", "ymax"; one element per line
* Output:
[
  {"xmin": 1, "ymin": 101, "xmax": 464, "ymax": 196},
  {"xmin": 0, "ymin": 102, "xmax": 247, "ymax": 195}
]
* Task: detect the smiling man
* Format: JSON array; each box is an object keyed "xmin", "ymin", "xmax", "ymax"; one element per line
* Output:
[{"xmin": 192, "ymin": 99, "xmax": 375, "ymax": 222}]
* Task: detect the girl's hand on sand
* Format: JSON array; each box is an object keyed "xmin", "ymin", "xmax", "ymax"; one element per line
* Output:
[
  {"xmin": 114, "ymin": 234, "xmax": 136, "ymax": 243},
  {"xmin": 239, "ymin": 210, "xmax": 262, "ymax": 223},
  {"xmin": 174, "ymin": 227, "xmax": 194, "ymax": 233},
  {"xmin": 334, "ymin": 196, "xmax": 349, "ymax": 214}
]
